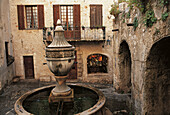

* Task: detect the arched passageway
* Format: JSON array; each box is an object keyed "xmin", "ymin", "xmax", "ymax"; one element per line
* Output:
[
  {"xmin": 118, "ymin": 41, "xmax": 132, "ymax": 93},
  {"xmin": 144, "ymin": 37, "xmax": 170, "ymax": 114}
]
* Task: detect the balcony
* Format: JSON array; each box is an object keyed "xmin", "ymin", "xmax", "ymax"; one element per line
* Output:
[{"xmin": 43, "ymin": 26, "xmax": 105, "ymax": 46}]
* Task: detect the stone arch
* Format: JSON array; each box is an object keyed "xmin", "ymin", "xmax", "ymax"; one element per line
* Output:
[
  {"xmin": 87, "ymin": 53, "xmax": 108, "ymax": 74},
  {"xmin": 144, "ymin": 36, "xmax": 170, "ymax": 115},
  {"xmin": 118, "ymin": 40, "xmax": 132, "ymax": 93}
]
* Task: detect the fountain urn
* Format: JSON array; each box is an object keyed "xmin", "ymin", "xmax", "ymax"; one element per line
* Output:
[{"xmin": 45, "ymin": 19, "xmax": 75, "ymax": 99}]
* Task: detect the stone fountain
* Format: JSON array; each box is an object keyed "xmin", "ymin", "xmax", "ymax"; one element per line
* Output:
[
  {"xmin": 45, "ymin": 19, "xmax": 75, "ymax": 103},
  {"xmin": 14, "ymin": 19, "xmax": 110, "ymax": 115}
]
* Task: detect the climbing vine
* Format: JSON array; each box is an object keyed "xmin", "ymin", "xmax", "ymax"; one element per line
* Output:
[
  {"xmin": 121, "ymin": 12, "xmax": 126, "ymax": 23},
  {"xmin": 126, "ymin": 11, "xmax": 131, "ymax": 19},
  {"xmin": 133, "ymin": 17, "xmax": 138, "ymax": 31},
  {"xmin": 127, "ymin": 0, "xmax": 145, "ymax": 13},
  {"xmin": 161, "ymin": 12, "xmax": 169, "ymax": 21},
  {"xmin": 109, "ymin": 4, "xmax": 120, "ymax": 18},
  {"xmin": 144, "ymin": 9, "xmax": 157, "ymax": 27},
  {"xmin": 109, "ymin": 0, "xmax": 169, "ymax": 28},
  {"xmin": 154, "ymin": 27, "xmax": 160, "ymax": 35},
  {"xmin": 158, "ymin": 0, "xmax": 169, "ymax": 7}
]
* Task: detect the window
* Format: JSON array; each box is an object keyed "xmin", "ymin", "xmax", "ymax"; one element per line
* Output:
[
  {"xmin": 53, "ymin": 5, "xmax": 80, "ymax": 39},
  {"xmin": 5, "ymin": 42, "xmax": 9, "ymax": 64},
  {"xmin": 90, "ymin": 5, "xmax": 103, "ymax": 27},
  {"xmin": 17, "ymin": 5, "xmax": 44, "ymax": 30},
  {"xmin": 87, "ymin": 54, "xmax": 108, "ymax": 74},
  {"xmin": 60, "ymin": 5, "xmax": 73, "ymax": 30},
  {"xmin": 5, "ymin": 42, "xmax": 14, "ymax": 66},
  {"xmin": 25, "ymin": 6, "xmax": 38, "ymax": 29}
]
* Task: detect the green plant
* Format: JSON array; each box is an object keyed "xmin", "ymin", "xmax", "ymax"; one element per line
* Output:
[
  {"xmin": 144, "ymin": 9, "xmax": 157, "ymax": 27},
  {"xmin": 133, "ymin": 17, "xmax": 138, "ymax": 31},
  {"xmin": 126, "ymin": 11, "xmax": 131, "ymax": 19},
  {"xmin": 110, "ymin": 4, "xmax": 120, "ymax": 18},
  {"xmin": 118, "ymin": 0, "xmax": 126, "ymax": 3},
  {"xmin": 154, "ymin": 27, "xmax": 160, "ymax": 35},
  {"xmin": 159, "ymin": 0, "xmax": 168, "ymax": 7},
  {"xmin": 121, "ymin": 90, "xmax": 124, "ymax": 94},
  {"xmin": 121, "ymin": 12, "xmax": 125, "ymax": 19},
  {"xmin": 130, "ymin": 112, "xmax": 134, "ymax": 115},
  {"xmin": 162, "ymin": 12, "xmax": 169, "ymax": 21},
  {"xmin": 128, "ymin": 0, "xmax": 145, "ymax": 13},
  {"xmin": 121, "ymin": 12, "xmax": 126, "ymax": 23}
]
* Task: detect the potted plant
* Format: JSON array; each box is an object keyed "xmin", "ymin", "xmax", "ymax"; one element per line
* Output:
[{"xmin": 110, "ymin": 4, "xmax": 120, "ymax": 18}]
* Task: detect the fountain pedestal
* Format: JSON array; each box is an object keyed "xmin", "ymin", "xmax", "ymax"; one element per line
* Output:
[
  {"xmin": 48, "ymin": 76, "xmax": 74, "ymax": 103},
  {"xmin": 45, "ymin": 19, "xmax": 75, "ymax": 103},
  {"xmin": 49, "ymin": 89, "xmax": 74, "ymax": 103}
]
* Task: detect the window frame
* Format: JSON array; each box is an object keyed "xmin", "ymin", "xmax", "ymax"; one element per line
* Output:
[
  {"xmin": 17, "ymin": 5, "xmax": 44, "ymax": 30},
  {"xmin": 25, "ymin": 5, "xmax": 38, "ymax": 29},
  {"xmin": 90, "ymin": 4, "xmax": 103, "ymax": 27},
  {"xmin": 60, "ymin": 5, "xmax": 74, "ymax": 31},
  {"xmin": 53, "ymin": 4, "xmax": 81, "ymax": 39}
]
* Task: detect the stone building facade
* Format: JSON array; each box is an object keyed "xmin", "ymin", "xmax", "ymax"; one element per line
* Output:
[
  {"xmin": 9, "ymin": 0, "xmax": 114, "ymax": 83},
  {"xmin": 0, "ymin": 0, "xmax": 15, "ymax": 92},
  {"xmin": 0, "ymin": 0, "xmax": 169, "ymax": 114},
  {"xmin": 112, "ymin": 1, "xmax": 170, "ymax": 114}
]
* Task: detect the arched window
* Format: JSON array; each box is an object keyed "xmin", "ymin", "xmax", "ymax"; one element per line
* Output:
[{"xmin": 87, "ymin": 54, "xmax": 108, "ymax": 74}]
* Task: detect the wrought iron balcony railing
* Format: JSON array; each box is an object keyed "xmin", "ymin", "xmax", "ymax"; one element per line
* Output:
[
  {"xmin": 81, "ymin": 26, "xmax": 105, "ymax": 41},
  {"xmin": 43, "ymin": 26, "xmax": 105, "ymax": 46}
]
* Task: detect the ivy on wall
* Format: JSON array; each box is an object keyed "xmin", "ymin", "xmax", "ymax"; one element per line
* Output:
[
  {"xmin": 144, "ymin": 9, "xmax": 157, "ymax": 27},
  {"xmin": 133, "ymin": 17, "xmax": 138, "ymax": 31},
  {"xmin": 110, "ymin": 0, "xmax": 169, "ymax": 28},
  {"xmin": 161, "ymin": 12, "xmax": 169, "ymax": 21},
  {"xmin": 109, "ymin": 4, "xmax": 120, "ymax": 18},
  {"xmin": 158, "ymin": 0, "xmax": 169, "ymax": 7}
]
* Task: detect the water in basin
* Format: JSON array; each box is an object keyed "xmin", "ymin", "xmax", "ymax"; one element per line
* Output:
[{"xmin": 23, "ymin": 85, "xmax": 98, "ymax": 115}]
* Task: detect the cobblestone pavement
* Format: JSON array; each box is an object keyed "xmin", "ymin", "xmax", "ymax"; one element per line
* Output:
[{"xmin": 0, "ymin": 80, "xmax": 130, "ymax": 115}]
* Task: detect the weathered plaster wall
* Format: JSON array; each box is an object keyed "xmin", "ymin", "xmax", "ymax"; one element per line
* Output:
[
  {"xmin": 0, "ymin": 0, "xmax": 15, "ymax": 91},
  {"xmin": 112, "ymin": 1, "xmax": 170, "ymax": 114},
  {"xmin": 9, "ymin": 0, "xmax": 114, "ymax": 83},
  {"xmin": 72, "ymin": 42, "xmax": 113, "ymax": 84}
]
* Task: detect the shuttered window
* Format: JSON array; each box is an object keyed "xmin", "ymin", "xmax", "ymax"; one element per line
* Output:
[
  {"xmin": 17, "ymin": 5, "xmax": 44, "ymax": 30},
  {"xmin": 90, "ymin": 5, "xmax": 102, "ymax": 27},
  {"xmin": 17, "ymin": 5, "xmax": 25, "ymax": 29},
  {"xmin": 53, "ymin": 5, "xmax": 81, "ymax": 39}
]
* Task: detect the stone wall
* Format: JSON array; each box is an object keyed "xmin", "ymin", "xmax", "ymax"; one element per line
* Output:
[
  {"xmin": 0, "ymin": 0, "xmax": 15, "ymax": 92},
  {"xmin": 72, "ymin": 42, "xmax": 113, "ymax": 84},
  {"xmin": 112, "ymin": 0, "xmax": 170, "ymax": 114},
  {"xmin": 9, "ymin": 0, "xmax": 114, "ymax": 83}
]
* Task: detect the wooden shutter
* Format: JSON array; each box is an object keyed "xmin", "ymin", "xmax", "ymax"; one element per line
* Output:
[
  {"xmin": 96, "ymin": 5, "xmax": 102, "ymax": 26},
  {"xmin": 73, "ymin": 4, "xmax": 81, "ymax": 39},
  {"xmin": 53, "ymin": 5, "xmax": 60, "ymax": 28},
  {"xmin": 90, "ymin": 5, "xmax": 102, "ymax": 27},
  {"xmin": 90, "ymin": 5, "xmax": 95, "ymax": 27},
  {"xmin": 17, "ymin": 5, "xmax": 25, "ymax": 30},
  {"xmin": 38, "ymin": 5, "xmax": 44, "ymax": 29}
]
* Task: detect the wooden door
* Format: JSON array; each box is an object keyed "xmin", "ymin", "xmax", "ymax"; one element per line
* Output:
[
  {"xmin": 68, "ymin": 51, "xmax": 77, "ymax": 79},
  {"xmin": 24, "ymin": 56, "xmax": 34, "ymax": 79}
]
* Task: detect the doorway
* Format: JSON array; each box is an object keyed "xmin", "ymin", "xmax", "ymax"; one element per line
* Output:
[
  {"xmin": 118, "ymin": 41, "xmax": 132, "ymax": 93},
  {"xmin": 144, "ymin": 37, "xmax": 170, "ymax": 114},
  {"xmin": 23, "ymin": 56, "xmax": 35, "ymax": 79}
]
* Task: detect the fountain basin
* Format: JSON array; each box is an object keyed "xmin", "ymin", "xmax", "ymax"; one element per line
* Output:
[{"xmin": 14, "ymin": 84, "xmax": 106, "ymax": 115}]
